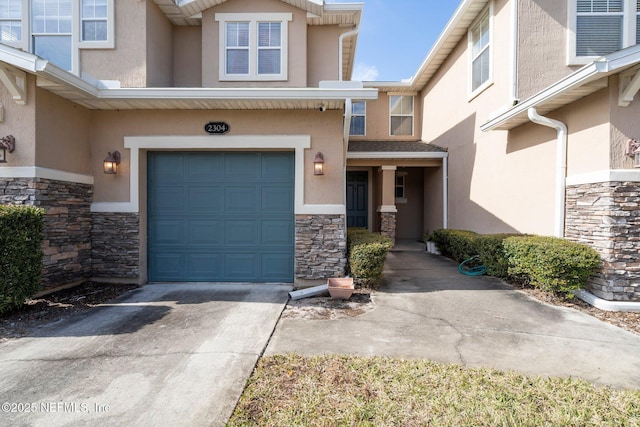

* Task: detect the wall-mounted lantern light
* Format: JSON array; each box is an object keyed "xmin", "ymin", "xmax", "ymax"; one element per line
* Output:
[
  {"xmin": 0, "ymin": 135, "xmax": 15, "ymax": 163},
  {"xmin": 103, "ymin": 151, "xmax": 121, "ymax": 174},
  {"xmin": 627, "ymin": 139, "xmax": 640, "ymax": 168},
  {"xmin": 314, "ymin": 152, "xmax": 325, "ymax": 175}
]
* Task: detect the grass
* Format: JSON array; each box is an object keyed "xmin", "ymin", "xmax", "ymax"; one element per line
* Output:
[{"xmin": 228, "ymin": 354, "xmax": 640, "ymax": 426}]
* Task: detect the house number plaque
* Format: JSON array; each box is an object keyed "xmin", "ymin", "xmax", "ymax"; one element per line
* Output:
[{"xmin": 204, "ymin": 122, "xmax": 230, "ymax": 135}]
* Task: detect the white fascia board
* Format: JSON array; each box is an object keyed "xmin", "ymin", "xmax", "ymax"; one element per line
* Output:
[
  {"xmin": 323, "ymin": 2, "xmax": 363, "ymax": 13},
  {"xmin": 481, "ymin": 45, "xmax": 640, "ymax": 132},
  {"xmin": 347, "ymin": 152, "xmax": 448, "ymax": 159},
  {"xmin": 480, "ymin": 61, "xmax": 605, "ymax": 132}
]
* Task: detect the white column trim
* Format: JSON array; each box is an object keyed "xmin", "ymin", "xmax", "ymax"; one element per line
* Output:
[
  {"xmin": 566, "ymin": 169, "xmax": 640, "ymax": 186},
  {"xmin": 0, "ymin": 166, "xmax": 94, "ymax": 184},
  {"xmin": 377, "ymin": 205, "xmax": 398, "ymax": 213},
  {"xmin": 91, "ymin": 135, "xmax": 345, "ymax": 215}
]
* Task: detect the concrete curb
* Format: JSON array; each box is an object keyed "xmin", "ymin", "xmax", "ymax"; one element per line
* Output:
[{"xmin": 574, "ymin": 289, "xmax": 640, "ymax": 313}]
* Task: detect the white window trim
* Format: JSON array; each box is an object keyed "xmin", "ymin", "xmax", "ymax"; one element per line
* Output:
[
  {"xmin": 468, "ymin": 2, "xmax": 493, "ymax": 100},
  {"xmin": 395, "ymin": 171, "xmax": 407, "ymax": 204},
  {"xmin": 567, "ymin": 0, "xmax": 637, "ymax": 65},
  {"xmin": 388, "ymin": 94, "xmax": 414, "ymax": 137},
  {"xmin": 76, "ymin": 0, "xmax": 115, "ymax": 49},
  {"xmin": 0, "ymin": 0, "xmax": 28, "ymax": 50},
  {"xmin": 216, "ymin": 12, "xmax": 291, "ymax": 82},
  {"xmin": 350, "ymin": 101, "xmax": 366, "ymax": 136}
]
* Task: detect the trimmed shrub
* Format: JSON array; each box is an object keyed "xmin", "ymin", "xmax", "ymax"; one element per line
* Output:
[
  {"xmin": 347, "ymin": 228, "xmax": 393, "ymax": 287},
  {"xmin": 504, "ymin": 235, "xmax": 600, "ymax": 294},
  {"xmin": 0, "ymin": 205, "xmax": 45, "ymax": 314},
  {"xmin": 429, "ymin": 229, "xmax": 478, "ymax": 263},
  {"xmin": 475, "ymin": 234, "xmax": 521, "ymax": 279}
]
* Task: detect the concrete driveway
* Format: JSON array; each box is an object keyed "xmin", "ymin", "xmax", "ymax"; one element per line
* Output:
[
  {"xmin": 0, "ymin": 283, "xmax": 291, "ymax": 426},
  {"xmin": 266, "ymin": 243, "xmax": 640, "ymax": 389}
]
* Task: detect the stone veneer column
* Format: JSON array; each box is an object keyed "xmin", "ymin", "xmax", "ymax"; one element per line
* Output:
[
  {"xmin": 565, "ymin": 181, "xmax": 640, "ymax": 301},
  {"xmin": 379, "ymin": 210, "xmax": 397, "ymax": 243},
  {"xmin": 91, "ymin": 212, "xmax": 140, "ymax": 281},
  {"xmin": 295, "ymin": 214, "xmax": 347, "ymax": 281},
  {"xmin": 0, "ymin": 177, "xmax": 93, "ymax": 289}
]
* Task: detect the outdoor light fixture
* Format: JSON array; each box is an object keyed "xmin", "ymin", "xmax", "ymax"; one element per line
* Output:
[
  {"xmin": 627, "ymin": 139, "xmax": 640, "ymax": 168},
  {"xmin": 0, "ymin": 135, "xmax": 15, "ymax": 163},
  {"xmin": 103, "ymin": 151, "xmax": 121, "ymax": 174},
  {"xmin": 314, "ymin": 152, "xmax": 325, "ymax": 175}
]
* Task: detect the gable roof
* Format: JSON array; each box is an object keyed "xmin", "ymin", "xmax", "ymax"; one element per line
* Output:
[{"xmin": 365, "ymin": 0, "xmax": 489, "ymax": 92}]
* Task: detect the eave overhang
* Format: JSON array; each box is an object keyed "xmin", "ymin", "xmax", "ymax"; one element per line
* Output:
[
  {"xmin": 0, "ymin": 45, "xmax": 378, "ymax": 110},
  {"xmin": 481, "ymin": 45, "xmax": 640, "ymax": 132}
]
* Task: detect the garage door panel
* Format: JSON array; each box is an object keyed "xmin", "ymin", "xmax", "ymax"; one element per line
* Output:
[
  {"xmin": 187, "ymin": 154, "xmax": 224, "ymax": 181},
  {"xmin": 150, "ymin": 220, "xmax": 185, "ymax": 245},
  {"xmin": 148, "ymin": 151, "xmax": 294, "ymax": 282},
  {"xmin": 261, "ymin": 220, "xmax": 294, "ymax": 245},
  {"xmin": 262, "ymin": 186, "xmax": 294, "ymax": 212},
  {"xmin": 225, "ymin": 254, "xmax": 259, "ymax": 280},
  {"xmin": 188, "ymin": 186, "xmax": 223, "ymax": 212},
  {"xmin": 262, "ymin": 153, "xmax": 295, "ymax": 180},
  {"xmin": 187, "ymin": 254, "xmax": 224, "ymax": 278},
  {"xmin": 225, "ymin": 220, "xmax": 259, "ymax": 245},
  {"xmin": 188, "ymin": 220, "xmax": 223, "ymax": 245},
  {"xmin": 150, "ymin": 186, "xmax": 185, "ymax": 212}
]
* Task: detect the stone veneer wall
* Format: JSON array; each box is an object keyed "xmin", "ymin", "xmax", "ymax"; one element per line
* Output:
[
  {"xmin": 565, "ymin": 181, "xmax": 640, "ymax": 301},
  {"xmin": 91, "ymin": 212, "xmax": 140, "ymax": 280},
  {"xmin": 0, "ymin": 177, "xmax": 93, "ymax": 289},
  {"xmin": 379, "ymin": 212, "xmax": 396, "ymax": 244},
  {"xmin": 295, "ymin": 214, "xmax": 347, "ymax": 280}
]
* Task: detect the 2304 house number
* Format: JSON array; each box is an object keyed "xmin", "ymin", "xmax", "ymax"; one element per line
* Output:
[{"xmin": 204, "ymin": 122, "xmax": 230, "ymax": 135}]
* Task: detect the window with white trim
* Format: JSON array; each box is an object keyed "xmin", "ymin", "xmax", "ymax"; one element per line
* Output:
[
  {"xmin": 216, "ymin": 13, "xmax": 291, "ymax": 81},
  {"xmin": 0, "ymin": 0, "xmax": 22, "ymax": 42},
  {"xmin": 349, "ymin": 102, "xmax": 366, "ymax": 136},
  {"xmin": 569, "ymin": 0, "xmax": 640, "ymax": 64},
  {"xmin": 32, "ymin": 0, "xmax": 73, "ymax": 72},
  {"xmin": 469, "ymin": 6, "xmax": 491, "ymax": 95},
  {"xmin": 0, "ymin": 0, "xmax": 114, "ymax": 73},
  {"xmin": 389, "ymin": 95, "xmax": 413, "ymax": 136},
  {"xmin": 395, "ymin": 172, "xmax": 407, "ymax": 203}
]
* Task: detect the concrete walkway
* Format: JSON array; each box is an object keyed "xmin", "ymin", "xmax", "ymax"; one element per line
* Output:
[
  {"xmin": 0, "ymin": 283, "xmax": 291, "ymax": 426},
  {"xmin": 267, "ymin": 242, "xmax": 640, "ymax": 389}
]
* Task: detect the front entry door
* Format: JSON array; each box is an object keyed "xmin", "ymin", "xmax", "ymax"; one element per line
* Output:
[{"xmin": 346, "ymin": 171, "xmax": 368, "ymax": 228}]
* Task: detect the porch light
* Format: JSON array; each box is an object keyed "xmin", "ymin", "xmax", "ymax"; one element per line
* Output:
[
  {"xmin": 314, "ymin": 152, "xmax": 325, "ymax": 175},
  {"xmin": 0, "ymin": 135, "xmax": 15, "ymax": 163},
  {"xmin": 103, "ymin": 151, "xmax": 121, "ymax": 174},
  {"xmin": 627, "ymin": 139, "xmax": 640, "ymax": 168}
]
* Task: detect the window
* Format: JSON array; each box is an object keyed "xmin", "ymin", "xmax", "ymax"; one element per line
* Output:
[
  {"xmin": 81, "ymin": 0, "xmax": 108, "ymax": 42},
  {"xmin": 395, "ymin": 172, "xmax": 407, "ymax": 203},
  {"xmin": 469, "ymin": 6, "xmax": 491, "ymax": 95},
  {"xmin": 0, "ymin": 0, "xmax": 22, "ymax": 43},
  {"xmin": 32, "ymin": 0, "xmax": 73, "ymax": 71},
  {"xmin": 349, "ymin": 102, "xmax": 366, "ymax": 136},
  {"xmin": 389, "ymin": 95, "xmax": 413, "ymax": 136},
  {"xmin": 569, "ymin": 0, "xmax": 640, "ymax": 63},
  {"xmin": 216, "ymin": 13, "xmax": 292, "ymax": 81}
]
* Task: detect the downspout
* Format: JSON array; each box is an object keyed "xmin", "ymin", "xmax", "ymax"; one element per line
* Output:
[
  {"xmin": 527, "ymin": 108, "xmax": 567, "ymax": 238},
  {"xmin": 343, "ymin": 98, "xmax": 352, "ymax": 211},
  {"xmin": 443, "ymin": 155, "xmax": 449, "ymax": 229},
  {"xmin": 510, "ymin": 0, "xmax": 519, "ymax": 102}
]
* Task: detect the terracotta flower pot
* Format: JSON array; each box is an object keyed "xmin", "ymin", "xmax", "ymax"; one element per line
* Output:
[{"xmin": 327, "ymin": 277, "xmax": 354, "ymax": 300}]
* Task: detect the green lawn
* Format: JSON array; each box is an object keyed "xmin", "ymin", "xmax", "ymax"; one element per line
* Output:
[{"xmin": 229, "ymin": 354, "xmax": 640, "ymax": 426}]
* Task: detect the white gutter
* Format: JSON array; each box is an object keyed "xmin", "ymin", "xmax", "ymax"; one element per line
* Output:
[
  {"xmin": 527, "ymin": 108, "xmax": 567, "ymax": 238},
  {"xmin": 339, "ymin": 25, "xmax": 359, "ymax": 81},
  {"xmin": 443, "ymin": 156, "xmax": 449, "ymax": 229},
  {"xmin": 343, "ymin": 97, "xmax": 352, "ymax": 208},
  {"xmin": 510, "ymin": 0, "xmax": 518, "ymax": 102}
]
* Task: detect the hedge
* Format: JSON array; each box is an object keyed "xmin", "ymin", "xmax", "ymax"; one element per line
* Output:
[
  {"xmin": 347, "ymin": 228, "xmax": 393, "ymax": 287},
  {"xmin": 503, "ymin": 235, "xmax": 601, "ymax": 294},
  {"xmin": 427, "ymin": 229, "xmax": 601, "ymax": 295},
  {"xmin": 0, "ymin": 205, "xmax": 45, "ymax": 314}
]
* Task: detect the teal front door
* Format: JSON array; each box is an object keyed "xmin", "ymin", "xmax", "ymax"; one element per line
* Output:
[{"xmin": 148, "ymin": 152, "xmax": 295, "ymax": 282}]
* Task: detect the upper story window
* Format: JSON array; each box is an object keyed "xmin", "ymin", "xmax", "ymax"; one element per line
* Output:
[
  {"xmin": 349, "ymin": 101, "xmax": 366, "ymax": 136},
  {"xmin": 389, "ymin": 95, "xmax": 414, "ymax": 136},
  {"xmin": 0, "ymin": 0, "xmax": 22, "ymax": 42},
  {"xmin": 216, "ymin": 13, "xmax": 292, "ymax": 81},
  {"xmin": 0, "ymin": 0, "xmax": 113, "ymax": 73},
  {"xmin": 469, "ymin": 5, "xmax": 492, "ymax": 97},
  {"xmin": 569, "ymin": 0, "xmax": 639, "ymax": 64}
]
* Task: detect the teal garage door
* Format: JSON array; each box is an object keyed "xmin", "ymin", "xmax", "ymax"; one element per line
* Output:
[{"xmin": 148, "ymin": 152, "xmax": 295, "ymax": 282}]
